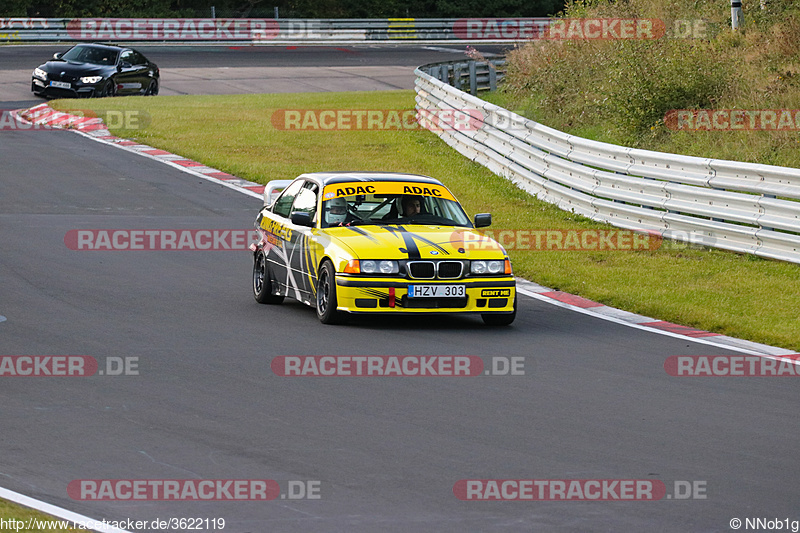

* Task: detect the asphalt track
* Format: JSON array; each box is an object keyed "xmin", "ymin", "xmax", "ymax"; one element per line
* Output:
[
  {"xmin": 0, "ymin": 44, "xmax": 508, "ymax": 107},
  {"xmin": 1, "ymin": 46, "xmax": 799, "ymax": 532}
]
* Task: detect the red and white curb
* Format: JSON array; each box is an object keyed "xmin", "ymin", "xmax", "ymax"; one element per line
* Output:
[
  {"xmin": 12, "ymin": 104, "xmax": 796, "ymax": 361},
  {"xmin": 516, "ymin": 279, "xmax": 795, "ymax": 357}
]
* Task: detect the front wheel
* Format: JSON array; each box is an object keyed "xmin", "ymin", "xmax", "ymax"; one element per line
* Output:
[
  {"xmin": 482, "ymin": 295, "xmax": 516, "ymax": 326},
  {"xmin": 99, "ymin": 79, "xmax": 116, "ymax": 98},
  {"xmin": 253, "ymin": 250, "xmax": 284, "ymax": 304},
  {"xmin": 316, "ymin": 260, "xmax": 346, "ymax": 324}
]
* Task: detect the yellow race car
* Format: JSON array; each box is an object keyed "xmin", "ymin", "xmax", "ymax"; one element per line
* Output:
[{"xmin": 250, "ymin": 172, "xmax": 516, "ymax": 325}]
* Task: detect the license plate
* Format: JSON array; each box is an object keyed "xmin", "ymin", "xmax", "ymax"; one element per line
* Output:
[
  {"xmin": 408, "ymin": 284, "xmax": 465, "ymax": 298},
  {"xmin": 50, "ymin": 81, "xmax": 71, "ymax": 89}
]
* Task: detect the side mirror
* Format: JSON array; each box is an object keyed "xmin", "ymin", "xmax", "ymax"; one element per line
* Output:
[
  {"xmin": 474, "ymin": 213, "xmax": 492, "ymax": 228},
  {"xmin": 290, "ymin": 211, "xmax": 314, "ymax": 228},
  {"xmin": 118, "ymin": 61, "xmax": 132, "ymax": 71},
  {"xmin": 53, "ymin": 53, "xmax": 62, "ymax": 60}
]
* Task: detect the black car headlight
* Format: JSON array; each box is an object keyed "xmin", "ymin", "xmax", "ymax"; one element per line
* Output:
[
  {"xmin": 33, "ymin": 68, "xmax": 47, "ymax": 80},
  {"xmin": 80, "ymin": 76, "xmax": 103, "ymax": 84}
]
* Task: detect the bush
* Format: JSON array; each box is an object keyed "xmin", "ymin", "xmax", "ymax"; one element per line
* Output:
[
  {"xmin": 500, "ymin": 0, "xmax": 800, "ymax": 156},
  {"xmin": 602, "ymin": 39, "xmax": 735, "ymax": 141}
]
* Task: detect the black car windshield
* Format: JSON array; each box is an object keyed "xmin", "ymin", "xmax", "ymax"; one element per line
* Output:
[
  {"xmin": 321, "ymin": 192, "xmax": 472, "ymax": 228},
  {"xmin": 61, "ymin": 46, "xmax": 118, "ymax": 66}
]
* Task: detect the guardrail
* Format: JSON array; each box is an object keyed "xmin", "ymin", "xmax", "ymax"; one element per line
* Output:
[
  {"xmin": 419, "ymin": 60, "xmax": 505, "ymax": 95},
  {"xmin": 0, "ymin": 18, "xmax": 521, "ymax": 43},
  {"xmin": 415, "ymin": 60, "xmax": 800, "ymax": 264}
]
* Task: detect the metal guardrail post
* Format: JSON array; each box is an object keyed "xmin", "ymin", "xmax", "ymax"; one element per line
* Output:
[
  {"xmin": 453, "ymin": 63, "xmax": 463, "ymax": 93},
  {"xmin": 440, "ymin": 64, "xmax": 450, "ymax": 84},
  {"xmin": 488, "ymin": 64, "xmax": 497, "ymax": 91},
  {"xmin": 419, "ymin": 59, "xmax": 505, "ymax": 94},
  {"xmin": 731, "ymin": 0, "xmax": 744, "ymax": 30},
  {"xmin": 468, "ymin": 61, "xmax": 477, "ymax": 95}
]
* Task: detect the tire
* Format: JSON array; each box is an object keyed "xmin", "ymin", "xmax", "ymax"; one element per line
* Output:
[
  {"xmin": 145, "ymin": 80, "xmax": 158, "ymax": 96},
  {"xmin": 253, "ymin": 250, "xmax": 284, "ymax": 304},
  {"xmin": 316, "ymin": 260, "xmax": 346, "ymax": 324},
  {"xmin": 482, "ymin": 295, "xmax": 517, "ymax": 326},
  {"xmin": 100, "ymin": 79, "xmax": 116, "ymax": 98}
]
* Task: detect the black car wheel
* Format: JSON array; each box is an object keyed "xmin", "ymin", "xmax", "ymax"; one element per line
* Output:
[
  {"xmin": 482, "ymin": 295, "xmax": 517, "ymax": 326},
  {"xmin": 145, "ymin": 80, "xmax": 158, "ymax": 96},
  {"xmin": 316, "ymin": 260, "xmax": 345, "ymax": 324},
  {"xmin": 100, "ymin": 79, "xmax": 116, "ymax": 98},
  {"xmin": 253, "ymin": 250, "xmax": 284, "ymax": 304}
]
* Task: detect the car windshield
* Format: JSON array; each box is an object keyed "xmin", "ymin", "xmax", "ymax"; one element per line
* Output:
[
  {"xmin": 61, "ymin": 46, "xmax": 118, "ymax": 66},
  {"xmin": 321, "ymin": 191, "xmax": 472, "ymax": 228}
]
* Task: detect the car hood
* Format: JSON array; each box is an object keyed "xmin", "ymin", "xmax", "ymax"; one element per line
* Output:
[
  {"xmin": 324, "ymin": 225, "xmax": 506, "ymax": 260},
  {"xmin": 41, "ymin": 60, "xmax": 109, "ymax": 77}
]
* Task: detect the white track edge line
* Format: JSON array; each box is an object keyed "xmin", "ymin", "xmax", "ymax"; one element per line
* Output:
[
  {"xmin": 517, "ymin": 287, "xmax": 798, "ymax": 363},
  {"xmin": 0, "ymin": 486, "xmax": 131, "ymax": 533}
]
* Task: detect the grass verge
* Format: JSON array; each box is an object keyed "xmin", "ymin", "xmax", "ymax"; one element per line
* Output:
[
  {"xmin": 51, "ymin": 91, "xmax": 799, "ymax": 350},
  {"xmin": 0, "ymin": 498, "xmax": 70, "ymax": 531}
]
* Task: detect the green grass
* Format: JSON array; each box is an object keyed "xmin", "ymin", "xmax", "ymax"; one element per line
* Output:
[
  {"xmin": 0, "ymin": 498, "xmax": 71, "ymax": 531},
  {"xmin": 51, "ymin": 92, "xmax": 800, "ymax": 350}
]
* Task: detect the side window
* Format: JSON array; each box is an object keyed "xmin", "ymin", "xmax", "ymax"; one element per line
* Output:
[
  {"xmin": 291, "ymin": 183, "xmax": 318, "ymax": 221},
  {"xmin": 271, "ymin": 180, "xmax": 304, "ymax": 218},
  {"xmin": 120, "ymin": 50, "xmax": 134, "ymax": 65}
]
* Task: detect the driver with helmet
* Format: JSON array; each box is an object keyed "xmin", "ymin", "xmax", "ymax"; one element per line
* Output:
[{"xmin": 324, "ymin": 197, "xmax": 351, "ymax": 226}]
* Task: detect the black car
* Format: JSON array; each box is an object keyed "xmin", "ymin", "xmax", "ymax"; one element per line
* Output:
[{"xmin": 32, "ymin": 43, "xmax": 159, "ymax": 99}]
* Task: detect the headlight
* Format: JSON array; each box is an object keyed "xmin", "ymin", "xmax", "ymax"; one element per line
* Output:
[
  {"xmin": 33, "ymin": 68, "xmax": 47, "ymax": 80},
  {"xmin": 344, "ymin": 260, "xmax": 399, "ymax": 274},
  {"xmin": 360, "ymin": 260, "xmax": 399, "ymax": 274},
  {"xmin": 378, "ymin": 260, "xmax": 398, "ymax": 274},
  {"xmin": 470, "ymin": 260, "xmax": 506, "ymax": 275},
  {"xmin": 80, "ymin": 76, "xmax": 103, "ymax": 84}
]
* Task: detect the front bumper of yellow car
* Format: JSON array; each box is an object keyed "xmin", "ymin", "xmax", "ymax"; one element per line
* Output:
[{"xmin": 334, "ymin": 275, "xmax": 516, "ymax": 314}]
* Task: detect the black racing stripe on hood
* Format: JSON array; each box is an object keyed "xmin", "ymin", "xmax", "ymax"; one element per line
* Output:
[
  {"xmin": 382, "ymin": 225, "xmax": 450, "ymax": 259},
  {"xmin": 382, "ymin": 226, "xmax": 420, "ymax": 259}
]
